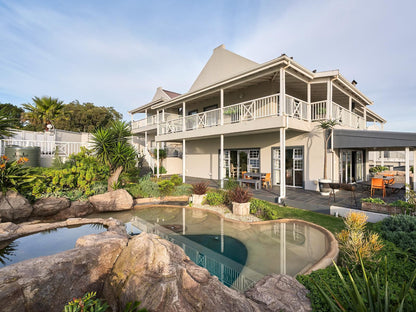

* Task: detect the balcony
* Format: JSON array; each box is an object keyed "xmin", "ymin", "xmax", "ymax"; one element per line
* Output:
[
  {"xmin": 132, "ymin": 113, "xmax": 178, "ymax": 132},
  {"xmin": 157, "ymin": 94, "xmax": 367, "ymax": 136}
]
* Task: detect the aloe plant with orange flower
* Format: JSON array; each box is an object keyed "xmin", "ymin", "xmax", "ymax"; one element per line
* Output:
[{"xmin": 0, "ymin": 155, "xmax": 35, "ymax": 194}]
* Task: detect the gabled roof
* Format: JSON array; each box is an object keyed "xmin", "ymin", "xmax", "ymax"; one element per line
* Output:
[
  {"xmin": 129, "ymin": 87, "xmax": 181, "ymax": 114},
  {"xmin": 188, "ymin": 44, "xmax": 259, "ymax": 93}
]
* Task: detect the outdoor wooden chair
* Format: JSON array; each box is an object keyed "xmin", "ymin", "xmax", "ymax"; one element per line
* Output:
[
  {"xmin": 371, "ymin": 177, "xmax": 386, "ymax": 198},
  {"xmin": 262, "ymin": 173, "xmax": 271, "ymax": 189}
]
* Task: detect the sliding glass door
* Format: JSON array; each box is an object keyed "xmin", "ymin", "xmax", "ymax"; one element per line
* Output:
[
  {"xmin": 340, "ymin": 150, "xmax": 363, "ymax": 183},
  {"xmin": 223, "ymin": 149, "xmax": 260, "ymax": 179}
]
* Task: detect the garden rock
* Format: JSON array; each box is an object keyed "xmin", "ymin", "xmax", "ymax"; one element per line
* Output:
[
  {"xmin": 89, "ymin": 189, "xmax": 133, "ymax": 212},
  {"xmin": 32, "ymin": 197, "xmax": 70, "ymax": 217},
  {"xmin": 104, "ymin": 232, "xmax": 260, "ymax": 312},
  {"xmin": 0, "ymin": 229, "xmax": 127, "ymax": 312},
  {"xmin": 48, "ymin": 200, "xmax": 94, "ymax": 221},
  {"xmin": 0, "ymin": 191, "xmax": 33, "ymax": 222},
  {"xmin": 245, "ymin": 274, "xmax": 312, "ymax": 312}
]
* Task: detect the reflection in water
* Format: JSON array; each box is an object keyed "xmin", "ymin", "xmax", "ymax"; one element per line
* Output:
[
  {"xmin": 90, "ymin": 207, "xmax": 329, "ymax": 292},
  {"xmin": 0, "ymin": 224, "xmax": 106, "ymax": 268}
]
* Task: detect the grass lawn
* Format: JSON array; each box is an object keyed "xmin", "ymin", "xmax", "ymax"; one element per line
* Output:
[{"xmin": 251, "ymin": 199, "xmax": 346, "ymax": 234}]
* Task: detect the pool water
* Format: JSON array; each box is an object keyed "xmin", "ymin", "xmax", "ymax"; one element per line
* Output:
[
  {"xmin": 91, "ymin": 207, "xmax": 330, "ymax": 291},
  {"xmin": 0, "ymin": 224, "xmax": 106, "ymax": 268}
]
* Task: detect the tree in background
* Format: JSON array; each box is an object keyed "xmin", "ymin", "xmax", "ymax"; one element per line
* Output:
[
  {"xmin": 22, "ymin": 96, "xmax": 65, "ymax": 131},
  {"xmin": 0, "ymin": 103, "xmax": 24, "ymax": 129},
  {"xmin": 91, "ymin": 120, "xmax": 137, "ymax": 191},
  {"xmin": 54, "ymin": 101, "xmax": 122, "ymax": 132},
  {"xmin": 0, "ymin": 109, "xmax": 17, "ymax": 138}
]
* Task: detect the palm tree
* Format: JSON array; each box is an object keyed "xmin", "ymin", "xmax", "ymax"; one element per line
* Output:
[
  {"xmin": 319, "ymin": 119, "xmax": 339, "ymax": 180},
  {"xmin": 22, "ymin": 96, "xmax": 64, "ymax": 130},
  {"xmin": 91, "ymin": 120, "xmax": 137, "ymax": 191}
]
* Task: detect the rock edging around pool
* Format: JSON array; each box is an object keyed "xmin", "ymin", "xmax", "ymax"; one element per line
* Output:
[{"xmin": 0, "ymin": 218, "xmax": 312, "ymax": 312}]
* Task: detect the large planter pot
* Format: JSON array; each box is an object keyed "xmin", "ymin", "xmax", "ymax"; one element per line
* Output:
[
  {"xmin": 232, "ymin": 202, "xmax": 250, "ymax": 216},
  {"xmin": 192, "ymin": 194, "xmax": 206, "ymax": 206},
  {"xmin": 319, "ymin": 179, "xmax": 332, "ymax": 196}
]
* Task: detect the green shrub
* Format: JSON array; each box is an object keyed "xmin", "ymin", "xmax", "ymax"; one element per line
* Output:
[
  {"xmin": 135, "ymin": 175, "xmax": 160, "ymax": 198},
  {"xmin": 170, "ymin": 174, "xmax": 182, "ymax": 186},
  {"xmin": 361, "ymin": 197, "xmax": 386, "ymax": 204},
  {"xmin": 120, "ymin": 167, "xmax": 141, "ymax": 184},
  {"xmin": 91, "ymin": 181, "xmax": 108, "ymax": 195},
  {"xmin": 153, "ymin": 166, "xmax": 167, "ymax": 174},
  {"xmin": 64, "ymin": 291, "xmax": 108, "ymax": 312},
  {"xmin": 172, "ymin": 184, "xmax": 192, "ymax": 196},
  {"xmin": 124, "ymin": 183, "xmax": 141, "ymax": 198},
  {"xmin": 250, "ymin": 198, "xmax": 280, "ymax": 220},
  {"xmin": 369, "ymin": 165, "xmax": 389, "ymax": 175},
  {"xmin": 224, "ymin": 178, "xmax": 239, "ymax": 190},
  {"xmin": 205, "ymin": 191, "xmax": 226, "ymax": 206},
  {"xmin": 158, "ymin": 180, "xmax": 175, "ymax": 196},
  {"xmin": 380, "ymin": 215, "xmax": 416, "ymax": 255}
]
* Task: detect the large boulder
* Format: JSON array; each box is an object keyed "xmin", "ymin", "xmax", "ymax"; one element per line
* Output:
[
  {"xmin": 32, "ymin": 197, "xmax": 70, "ymax": 217},
  {"xmin": 48, "ymin": 200, "xmax": 94, "ymax": 221},
  {"xmin": 0, "ymin": 230, "xmax": 128, "ymax": 312},
  {"xmin": 245, "ymin": 274, "xmax": 312, "ymax": 312},
  {"xmin": 104, "ymin": 232, "xmax": 259, "ymax": 312},
  {"xmin": 89, "ymin": 189, "xmax": 133, "ymax": 212},
  {"xmin": 0, "ymin": 191, "xmax": 33, "ymax": 222}
]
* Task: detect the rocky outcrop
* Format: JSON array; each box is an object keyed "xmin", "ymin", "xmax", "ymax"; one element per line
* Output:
[
  {"xmin": 47, "ymin": 200, "xmax": 94, "ymax": 221},
  {"xmin": 0, "ymin": 222, "xmax": 128, "ymax": 312},
  {"xmin": 104, "ymin": 232, "xmax": 260, "ymax": 312},
  {"xmin": 0, "ymin": 191, "xmax": 33, "ymax": 222},
  {"xmin": 32, "ymin": 197, "xmax": 71, "ymax": 217},
  {"xmin": 89, "ymin": 189, "xmax": 133, "ymax": 212},
  {"xmin": 245, "ymin": 274, "xmax": 312, "ymax": 312}
]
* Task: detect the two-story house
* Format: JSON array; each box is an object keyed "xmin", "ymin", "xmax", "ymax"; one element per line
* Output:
[{"xmin": 130, "ymin": 44, "xmax": 416, "ymax": 201}]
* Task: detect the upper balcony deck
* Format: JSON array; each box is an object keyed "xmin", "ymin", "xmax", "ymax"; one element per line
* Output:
[{"xmin": 132, "ymin": 93, "xmax": 370, "ymax": 141}]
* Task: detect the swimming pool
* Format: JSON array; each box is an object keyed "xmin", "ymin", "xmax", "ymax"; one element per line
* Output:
[
  {"xmin": 91, "ymin": 206, "xmax": 333, "ymax": 291},
  {"xmin": 0, "ymin": 224, "xmax": 106, "ymax": 268}
]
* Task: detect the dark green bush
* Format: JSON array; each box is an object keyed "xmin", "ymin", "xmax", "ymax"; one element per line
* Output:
[
  {"xmin": 205, "ymin": 191, "xmax": 226, "ymax": 206},
  {"xmin": 124, "ymin": 175, "xmax": 160, "ymax": 198},
  {"xmin": 380, "ymin": 215, "xmax": 416, "ymax": 255},
  {"xmin": 250, "ymin": 198, "xmax": 280, "ymax": 220},
  {"xmin": 297, "ymin": 240, "xmax": 416, "ymax": 311},
  {"xmin": 361, "ymin": 197, "xmax": 386, "ymax": 204},
  {"xmin": 225, "ymin": 178, "xmax": 239, "ymax": 190},
  {"xmin": 369, "ymin": 165, "xmax": 389, "ymax": 175},
  {"xmin": 172, "ymin": 184, "xmax": 192, "ymax": 196},
  {"xmin": 170, "ymin": 174, "xmax": 182, "ymax": 186},
  {"xmin": 158, "ymin": 180, "xmax": 175, "ymax": 196}
]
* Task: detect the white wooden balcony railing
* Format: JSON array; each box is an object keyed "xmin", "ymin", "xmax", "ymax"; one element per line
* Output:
[
  {"xmin": 311, "ymin": 100, "xmax": 366, "ymax": 129},
  {"xmin": 132, "ymin": 113, "xmax": 179, "ymax": 131},
  {"xmin": 133, "ymin": 94, "xmax": 368, "ymax": 135},
  {"xmin": 0, "ymin": 139, "xmax": 88, "ymax": 157},
  {"xmin": 159, "ymin": 94, "xmax": 312, "ymax": 135}
]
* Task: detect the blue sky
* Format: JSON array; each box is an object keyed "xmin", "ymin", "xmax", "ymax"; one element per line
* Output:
[{"xmin": 0, "ymin": 0, "xmax": 415, "ymax": 131}]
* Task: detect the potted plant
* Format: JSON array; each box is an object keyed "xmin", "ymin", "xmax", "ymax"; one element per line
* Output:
[
  {"xmin": 191, "ymin": 182, "xmax": 209, "ymax": 205},
  {"xmin": 228, "ymin": 186, "xmax": 252, "ymax": 216},
  {"xmin": 318, "ymin": 119, "xmax": 338, "ymax": 195}
]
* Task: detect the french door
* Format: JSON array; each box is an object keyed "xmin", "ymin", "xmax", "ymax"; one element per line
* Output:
[
  {"xmin": 223, "ymin": 149, "xmax": 260, "ymax": 179},
  {"xmin": 340, "ymin": 150, "xmax": 363, "ymax": 183},
  {"xmin": 272, "ymin": 147, "xmax": 303, "ymax": 187}
]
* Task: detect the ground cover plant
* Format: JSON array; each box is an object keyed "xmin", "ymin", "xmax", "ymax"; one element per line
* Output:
[
  {"xmin": 205, "ymin": 190, "xmax": 227, "ymax": 206},
  {"xmin": 379, "ymin": 214, "xmax": 416, "ymax": 256}
]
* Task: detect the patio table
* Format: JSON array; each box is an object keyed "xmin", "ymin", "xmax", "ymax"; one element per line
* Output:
[{"xmin": 238, "ymin": 178, "xmax": 261, "ymax": 190}]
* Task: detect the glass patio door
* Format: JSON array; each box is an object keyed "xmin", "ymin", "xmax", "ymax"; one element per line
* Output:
[
  {"xmin": 340, "ymin": 150, "xmax": 363, "ymax": 183},
  {"xmin": 272, "ymin": 147, "xmax": 303, "ymax": 187}
]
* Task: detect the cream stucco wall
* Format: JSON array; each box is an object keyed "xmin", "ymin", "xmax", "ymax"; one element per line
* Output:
[{"xmin": 184, "ymin": 127, "xmax": 332, "ymax": 191}]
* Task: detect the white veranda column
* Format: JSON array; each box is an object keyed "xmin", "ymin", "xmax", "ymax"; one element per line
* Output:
[
  {"xmin": 182, "ymin": 102, "xmax": 186, "ymax": 131},
  {"xmin": 220, "ymin": 89, "xmax": 224, "ymax": 125},
  {"xmin": 220, "ymin": 134, "xmax": 224, "ymax": 188},
  {"xmin": 182, "ymin": 139, "xmax": 186, "ymax": 183},
  {"xmin": 156, "ymin": 142, "xmax": 160, "ymax": 178},
  {"xmin": 279, "ymin": 68, "xmax": 286, "ymax": 115},
  {"xmin": 413, "ymin": 149, "xmax": 416, "ymax": 191},
  {"xmin": 405, "ymin": 147, "xmax": 410, "ymax": 195},
  {"xmin": 279, "ymin": 128, "xmax": 286, "ymax": 201},
  {"xmin": 327, "ymin": 80, "xmax": 332, "ymax": 119}
]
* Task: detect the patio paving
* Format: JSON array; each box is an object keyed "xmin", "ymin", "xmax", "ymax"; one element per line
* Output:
[{"xmin": 183, "ymin": 176, "xmax": 406, "ymax": 215}]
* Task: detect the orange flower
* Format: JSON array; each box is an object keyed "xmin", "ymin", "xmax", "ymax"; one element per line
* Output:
[
  {"xmin": 0, "ymin": 164, "xmax": 5, "ymax": 169},
  {"xmin": 23, "ymin": 157, "xmax": 29, "ymax": 162},
  {"xmin": 1, "ymin": 155, "xmax": 8, "ymax": 161}
]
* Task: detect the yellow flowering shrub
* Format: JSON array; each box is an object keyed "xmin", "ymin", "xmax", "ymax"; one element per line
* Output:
[{"xmin": 337, "ymin": 212, "xmax": 383, "ymax": 267}]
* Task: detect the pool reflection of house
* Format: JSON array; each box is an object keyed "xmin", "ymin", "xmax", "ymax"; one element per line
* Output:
[{"xmin": 130, "ymin": 44, "xmax": 416, "ymax": 201}]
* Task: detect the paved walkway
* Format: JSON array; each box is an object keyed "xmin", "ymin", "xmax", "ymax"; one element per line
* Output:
[{"xmin": 183, "ymin": 176, "xmax": 406, "ymax": 215}]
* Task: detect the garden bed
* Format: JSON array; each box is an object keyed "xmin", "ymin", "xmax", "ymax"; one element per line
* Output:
[{"xmin": 361, "ymin": 202, "xmax": 403, "ymax": 214}]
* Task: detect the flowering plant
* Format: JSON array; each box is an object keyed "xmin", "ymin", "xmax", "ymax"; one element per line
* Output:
[{"xmin": 0, "ymin": 155, "xmax": 35, "ymax": 194}]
